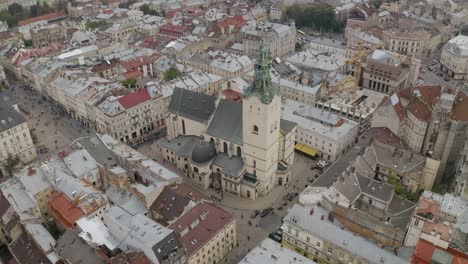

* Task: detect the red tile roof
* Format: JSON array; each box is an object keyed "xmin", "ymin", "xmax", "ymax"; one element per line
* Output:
[
  {"xmin": 117, "ymin": 89, "xmax": 151, "ymax": 109},
  {"xmin": 362, "ymin": 127, "xmax": 402, "ymax": 148},
  {"xmin": 122, "ymin": 69, "xmax": 141, "ymax": 79},
  {"xmin": 450, "ymin": 91, "xmax": 468, "ymax": 122},
  {"xmin": 160, "ymin": 24, "xmax": 186, "ymax": 33},
  {"xmin": 19, "ymin": 11, "xmax": 66, "ymax": 26},
  {"xmin": 120, "ymin": 56, "xmax": 155, "ymax": 71},
  {"xmin": 407, "ymin": 98, "xmax": 432, "ymax": 122},
  {"xmin": 411, "ymin": 239, "xmax": 468, "ymax": 264},
  {"xmin": 168, "ymin": 202, "xmax": 235, "ymax": 256},
  {"xmin": 399, "ymin": 86, "xmax": 442, "ymax": 106},
  {"xmin": 223, "ymin": 89, "xmax": 242, "ymax": 103},
  {"xmin": 48, "ymin": 193, "xmax": 85, "ymax": 229}
]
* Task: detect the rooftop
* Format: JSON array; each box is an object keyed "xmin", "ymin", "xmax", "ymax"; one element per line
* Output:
[
  {"xmin": 117, "ymin": 88, "xmax": 152, "ymax": 109},
  {"xmin": 284, "ymin": 204, "xmax": 409, "ymax": 264},
  {"xmin": 168, "ymin": 201, "xmax": 235, "ymax": 256},
  {"xmin": 56, "ymin": 230, "xmax": 106, "ymax": 264},
  {"xmin": 0, "ymin": 105, "xmax": 26, "ymax": 132},
  {"xmin": 9, "ymin": 232, "xmax": 51, "ymax": 264},
  {"xmin": 239, "ymin": 238, "xmax": 316, "ymax": 264}
]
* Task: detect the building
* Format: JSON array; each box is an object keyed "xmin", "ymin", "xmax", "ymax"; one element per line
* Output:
[
  {"xmin": 282, "ymin": 100, "xmax": 359, "ymax": 161},
  {"xmin": 104, "ymin": 206, "xmax": 187, "ymax": 264},
  {"xmin": 361, "ymin": 50, "xmax": 411, "ymax": 94},
  {"xmin": 30, "ymin": 23, "xmax": 67, "ymax": 48},
  {"xmin": 240, "ymin": 237, "xmax": 316, "ymax": 264},
  {"xmin": 405, "ymin": 191, "xmax": 468, "ymax": 263},
  {"xmin": 168, "ymin": 202, "xmax": 236, "ymax": 264},
  {"xmin": 440, "ymin": 35, "xmax": 468, "ymax": 80},
  {"xmin": 382, "ymin": 29, "xmax": 431, "ymax": 59},
  {"xmin": 160, "ymin": 47, "xmax": 296, "ymax": 199},
  {"xmin": 353, "ymin": 137, "xmax": 439, "ymax": 192},
  {"xmin": 0, "ymin": 106, "xmax": 37, "ymax": 176},
  {"xmin": 371, "ymin": 86, "xmax": 468, "ymax": 184},
  {"xmin": 380, "ymin": 0, "xmax": 402, "ymax": 12},
  {"xmin": 282, "ymin": 204, "xmax": 410, "ymax": 264},
  {"xmin": 56, "ymin": 230, "xmax": 106, "ymax": 264},
  {"xmin": 453, "ymin": 132, "xmax": 468, "ymax": 199},
  {"xmin": 241, "ymin": 20, "xmax": 296, "ymax": 59},
  {"xmin": 8, "ymin": 232, "xmax": 52, "ymax": 264},
  {"xmin": 345, "ymin": 3, "xmax": 379, "ymax": 39},
  {"xmin": 15, "ymin": 166, "xmax": 54, "ymax": 219},
  {"xmin": 187, "ymin": 50, "xmax": 253, "ymax": 80},
  {"xmin": 300, "ymin": 170, "xmax": 416, "ymax": 247},
  {"xmin": 287, "ymin": 49, "xmax": 347, "ymax": 75},
  {"xmin": 0, "ymin": 0, "xmax": 36, "ymax": 11}
]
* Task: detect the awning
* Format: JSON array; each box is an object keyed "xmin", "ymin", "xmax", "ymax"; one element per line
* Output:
[{"xmin": 295, "ymin": 143, "xmax": 318, "ymax": 157}]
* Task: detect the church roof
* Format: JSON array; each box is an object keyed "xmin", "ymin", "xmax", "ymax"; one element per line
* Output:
[
  {"xmin": 168, "ymin": 88, "xmax": 217, "ymax": 123},
  {"xmin": 205, "ymin": 99, "xmax": 243, "ymax": 146}
]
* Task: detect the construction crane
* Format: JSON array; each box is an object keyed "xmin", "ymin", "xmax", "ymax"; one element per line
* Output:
[{"xmin": 346, "ymin": 44, "xmax": 382, "ymax": 103}]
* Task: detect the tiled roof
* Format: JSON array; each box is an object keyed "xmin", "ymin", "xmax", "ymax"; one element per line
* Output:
[
  {"xmin": 450, "ymin": 91, "xmax": 468, "ymax": 121},
  {"xmin": 160, "ymin": 24, "xmax": 186, "ymax": 33},
  {"xmin": 407, "ymin": 98, "xmax": 431, "ymax": 122},
  {"xmin": 122, "ymin": 69, "xmax": 141, "ymax": 79},
  {"xmin": 9, "ymin": 233, "xmax": 51, "ymax": 264},
  {"xmin": 411, "ymin": 239, "xmax": 468, "ymax": 264},
  {"xmin": 362, "ymin": 127, "xmax": 402, "ymax": 148},
  {"xmin": 117, "ymin": 89, "xmax": 151, "ymax": 109},
  {"xmin": 120, "ymin": 56, "xmax": 155, "ymax": 71},
  {"xmin": 168, "ymin": 202, "xmax": 234, "ymax": 256},
  {"xmin": 0, "ymin": 192, "xmax": 11, "ymax": 218},
  {"xmin": 399, "ymin": 86, "xmax": 441, "ymax": 106},
  {"xmin": 150, "ymin": 186, "xmax": 191, "ymax": 225},
  {"xmin": 48, "ymin": 193, "xmax": 85, "ymax": 229},
  {"xmin": 19, "ymin": 11, "xmax": 65, "ymax": 26}
]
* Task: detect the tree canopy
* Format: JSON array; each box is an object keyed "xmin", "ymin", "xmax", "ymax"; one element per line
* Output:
[
  {"xmin": 164, "ymin": 68, "xmax": 181, "ymax": 81},
  {"xmin": 283, "ymin": 4, "xmax": 344, "ymax": 33},
  {"xmin": 121, "ymin": 78, "xmax": 137, "ymax": 89},
  {"xmin": 139, "ymin": 4, "xmax": 159, "ymax": 16}
]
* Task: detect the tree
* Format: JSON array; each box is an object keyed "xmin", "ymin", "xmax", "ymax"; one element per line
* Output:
[
  {"xmin": 283, "ymin": 4, "xmax": 344, "ymax": 33},
  {"xmin": 0, "ymin": 11, "xmax": 17, "ymax": 27},
  {"xmin": 372, "ymin": 0, "xmax": 382, "ymax": 9},
  {"xmin": 121, "ymin": 78, "xmax": 137, "ymax": 89},
  {"xmin": 7, "ymin": 3, "xmax": 23, "ymax": 17},
  {"xmin": 164, "ymin": 68, "xmax": 181, "ymax": 81},
  {"xmin": 5, "ymin": 154, "xmax": 20, "ymax": 177},
  {"xmin": 85, "ymin": 20, "xmax": 109, "ymax": 30}
]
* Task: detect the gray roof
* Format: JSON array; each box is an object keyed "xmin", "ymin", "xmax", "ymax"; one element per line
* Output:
[
  {"xmin": 334, "ymin": 172, "xmax": 361, "ymax": 202},
  {"xmin": 372, "ymin": 143, "xmax": 425, "ymax": 173},
  {"xmin": 280, "ymin": 119, "xmax": 296, "ymax": 134},
  {"xmin": 212, "ymin": 153, "xmax": 244, "ymax": 177},
  {"xmin": 356, "ymin": 175, "xmax": 394, "ymax": 203},
  {"xmin": 0, "ymin": 90, "xmax": 16, "ymax": 107},
  {"xmin": 284, "ymin": 204, "xmax": 409, "ymax": 264},
  {"xmin": 191, "ymin": 140, "xmax": 216, "ymax": 164},
  {"xmin": 0, "ymin": 106, "xmax": 25, "ymax": 132},
  {"xmin": 77, "ymin": 135, "xmax": 118, "ymax": 167},
  {"xmin": 205, "ymin": 99, "xmax": 243, "ymax": 145},
  {"xmin": 105, "ymin": 186, "xmax": 147, "ymax": 216},
  {"xmin": 159, "ymin": 135, "xmax": 199, "ymax": 157},
  {"xmin": 56, "ymin": 230, "xmax": 105, "ymax": 264},
  {"xmin": 168, "ymin": 88, "xmax": 217, "ymax": 123}
]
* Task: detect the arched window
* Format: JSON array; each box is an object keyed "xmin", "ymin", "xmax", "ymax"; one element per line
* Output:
[
  {"xmin": 237, "ymin": 146, "xmax": 241, "ymax": 157},
  {"xmin": 253, "ymin": 125, "xmax": 258, "ymax": 134},
  {"xmin": 182, "ymin": 119, "xmax": 186, "ymax": 134},
  {"xmin": 223, "ymin": 142, "xmax": 228, "ymax": 153}
]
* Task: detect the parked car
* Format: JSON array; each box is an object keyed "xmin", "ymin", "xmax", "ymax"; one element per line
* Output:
[
  {"xmin": 268, "ymin": 233, "xmax": 282, "ymax": 243},
  {"xmin": 317, "ymin": 160, "xmax": 330, "ymax": 168},
  {"xmin": 250, "ymin": 210, "xmax": 260, "ymax": 219},
  {"xmin": 260, "ymin": 208, "xmax": 272, "ymax": 217},
  {"xmin": 38, "ymin": 147, "xmax": 49, "ymax": 154}
]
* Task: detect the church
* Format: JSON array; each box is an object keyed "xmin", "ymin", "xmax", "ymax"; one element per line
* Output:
[{"xmin": 159, "ymin": 47, "xmax": 296, "ymax": 199}]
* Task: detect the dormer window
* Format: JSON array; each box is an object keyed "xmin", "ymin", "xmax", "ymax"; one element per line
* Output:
[{"xmin": 253, "ymin": 125, "xmax": 258, "ymax": 134}]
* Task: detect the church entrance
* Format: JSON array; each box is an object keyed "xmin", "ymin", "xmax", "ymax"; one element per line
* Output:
[{"xmin": 278, "ymin": 178, "xmax": 283, "ymax": 186}]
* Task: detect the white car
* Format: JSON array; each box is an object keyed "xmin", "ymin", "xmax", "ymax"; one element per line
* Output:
[{"xmin": 317, "ymin": 160, "xmax": 329, "ymax": 168}]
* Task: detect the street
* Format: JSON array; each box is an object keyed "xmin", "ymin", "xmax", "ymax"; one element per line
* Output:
[{"xmin": 8, "ymin": 80, "xmax": 91, "ymax": 160}]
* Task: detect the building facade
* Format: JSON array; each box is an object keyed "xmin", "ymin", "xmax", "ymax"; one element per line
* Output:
[
  {"xmin": 0, "ymin": 106, "xmax": 37, "ymax": 176},
  {"xmin": 440, "ymin": 35, "xmax": 468, "ymax": 80},
  {"xmin": 382, "ymin": 29, "xmax": 431, "ymax": 59}
]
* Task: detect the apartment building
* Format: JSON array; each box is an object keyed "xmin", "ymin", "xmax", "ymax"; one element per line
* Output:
[
  {"xmin": 0, "ymin": 106, "xmax": 37, "ymax": 176},
  {"xmin": 168, "ymin": 202, "xmax": 236, "ymax": 264},
  {"xmin": 361, "ymin": 50, "xmax": 410, "ymax": 94},
  {"xmin": 282, "ymin": 100, "xmax": 359, "ymax": 161},
  {"xmin": 30, "ymin": 23, "xmax": 67, "ymax": 48},
  {"xmin": 241, "ymin": 20, "xmax": 296, "ymax": 59},
  {"xmin": 15, "ymin": 166, "xmax": 54, "ymax": 220},
  {"xmin": 282, "ymin": 204, "xmax": 408, "ymax": 264},
  {"xmin": 440, "ymin": 35, "xmax": 468, "ymax": 80},
  {"xmin": 187, "ymin": 50, "xmax": 253, "ymax": 79},
  {"xmin": 382, "ymin": 29, "xmax": 431, "ymax": 59}
]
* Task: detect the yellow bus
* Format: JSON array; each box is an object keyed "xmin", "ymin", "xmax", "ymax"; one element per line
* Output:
[{"xmin": 297, "ymin": 30, "xmax": 306, "ymax": 36}]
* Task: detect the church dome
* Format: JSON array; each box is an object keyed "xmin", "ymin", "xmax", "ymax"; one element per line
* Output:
[{"xmin": 191, "ymin": 140, "xmax": 216, "ymax": 164}]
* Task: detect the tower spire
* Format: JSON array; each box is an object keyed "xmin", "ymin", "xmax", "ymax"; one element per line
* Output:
[{"xmin": 244, "ymin": 46, "xmax": 278, "ymax": 104}]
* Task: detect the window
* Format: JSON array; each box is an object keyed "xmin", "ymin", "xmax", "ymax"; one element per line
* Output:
[
  {"xmin": 253, "ymin": 125, "xmax": 258, "ymax": 134},
  {"xmin": 306, "ymin": 236, "xmax": 310, "ymax": 243},
  {"xmin": 327, "ymin": 248, "xmax": 333, "ymax": 254},
  {"xmin": 316, "ymin": 242, "xmax": 321, "ymax": 247}
]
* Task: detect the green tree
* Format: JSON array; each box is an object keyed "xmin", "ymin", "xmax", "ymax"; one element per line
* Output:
[
  {"xmin": 5, "ymin": 154, "xmax": 20, "ymax": 177},
  {"xmin": 0, "ymin": 11, "xmax": 17, "ymax": 27},
  {"xmin": 85, "ymin": 20, "xmax": 109, "ymax": 30},
  {"xmin": 121, "ymin": 78, "xmax": 137, "ymax": 89},
  {"xmin": 283, "ymin": 4, "xmax": 343, "ymax": 33},
  {"xmin": 118, "ymin": 0, "xmax": 137, "ymax": 9},
  {"xmin": 372, "ymin": 0, "xmax": 382, "ymax": 9},
  {"xmin": 7, "ymin": 3, "xmax": 23, "ymax": 17},
  {"xmin": 164, "ymin": 68, "xmax": 181, "ymax": 81}
]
